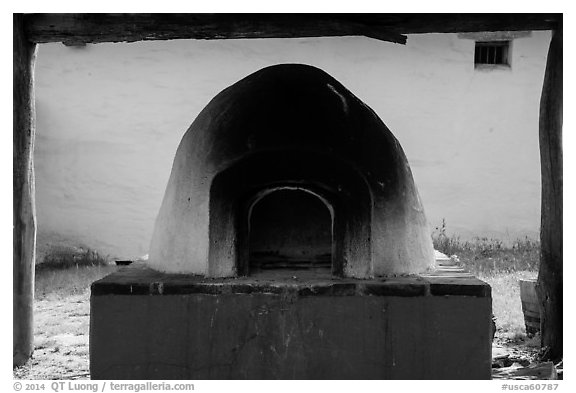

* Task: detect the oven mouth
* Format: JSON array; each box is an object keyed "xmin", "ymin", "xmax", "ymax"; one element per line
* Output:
[
  {"xmin": 247, "ymin": 186, "xmax": 334, "ymax": 279},
  {"xmin": 206, "ymin": 150, "xmax": 373, "ymax": 279}
]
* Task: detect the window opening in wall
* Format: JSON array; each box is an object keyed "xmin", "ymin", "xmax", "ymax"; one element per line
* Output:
[
  {"xmin": 474, "ymin": 41, "xmax": 510, "ymax": 66},
  {"xmin": 248, "ymin": 188, "xmax": 332, "ymax": 277}
]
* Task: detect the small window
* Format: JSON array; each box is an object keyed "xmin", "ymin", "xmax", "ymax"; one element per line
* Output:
[{"xmin": 474, "ymin": 41, "xmax": 510, "ymax": 66}]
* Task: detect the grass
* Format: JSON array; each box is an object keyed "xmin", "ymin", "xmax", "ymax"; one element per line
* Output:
[
  {"xmin": 35, "ymin": 245, "xmax": 115, "ymax": 299},
  {"xmin": 432, "ymin": 219, "xmax": 540, "ymax": 339},
  {"xmin": 14, "ymin": 245, "xmax": 117, "ymax": 379},
  {"xmin": 35, "ymin": 264, "xmax": 117, "ymax": 300},
  {"xmin": 481, "ymin": 270, "xmax": 538, "ymax": 340},
  {"xmin": 36, "ymin": 245, "xmax": 110, "ymax": 272}
]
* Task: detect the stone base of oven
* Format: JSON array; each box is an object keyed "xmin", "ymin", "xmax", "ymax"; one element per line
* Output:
[{"xmin": 90, "ymin": 264, "xmax": 492, "ymax": 379}]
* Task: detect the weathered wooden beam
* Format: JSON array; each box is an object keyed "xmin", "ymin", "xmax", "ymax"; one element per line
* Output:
[
  {"xmin": 24, "ymin": 14, "xmax": 407, "ymax": 45},
  {"xmin": 13, "ymin": 13, "xmax": 37, "ymax": 367},
  {"xmin": 349, "ymin": 13, "xmax": 560, "ymax": 34},
  {"xmin": 536, "ymin": 26, "xmax": 562, "ymax": 362},
  {"xmin": 23, "ymin": 13, "xmax": 561, "ymax": 46}
]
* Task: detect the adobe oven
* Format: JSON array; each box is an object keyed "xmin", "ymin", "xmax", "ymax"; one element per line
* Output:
[{"xmin": 90, "ymin": 64, "xmax": 492, "ymax": 379}]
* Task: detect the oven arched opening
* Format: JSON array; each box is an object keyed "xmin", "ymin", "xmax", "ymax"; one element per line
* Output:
[
  {"xmin": 245, "ymin": 186, "xmax": 335, "ymax": 278},
  {"xmin": 207, "ymin": 150, "xmax": 372, "ymax": 279}
]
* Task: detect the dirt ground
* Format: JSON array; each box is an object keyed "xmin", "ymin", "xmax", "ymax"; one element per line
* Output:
[
  {"xmin": 13, "ymin": 292, "xmax": 91, "ymax": 380},
  {"xmin": 13, "ymin": 291, "xmax": 554, "ymax": 380}
]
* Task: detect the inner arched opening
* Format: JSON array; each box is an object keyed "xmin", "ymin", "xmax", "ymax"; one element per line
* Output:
[{"xmin": 248, "ymin": 188, "xmax": 333, "ymax": 277}]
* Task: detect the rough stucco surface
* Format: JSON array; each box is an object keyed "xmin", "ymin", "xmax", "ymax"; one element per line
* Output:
[
  {"xmin": 34, "ymin": 33, "xmax": 550, "ymax": 259},
  {"xmin": 147, "ymin": 64, "xmax": 435, "ymax": 276}
]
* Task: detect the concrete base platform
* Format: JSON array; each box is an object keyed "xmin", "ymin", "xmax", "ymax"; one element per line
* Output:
[{"xmin": 90, "ymin": 264, "xmax": 492, "ymax": 379}]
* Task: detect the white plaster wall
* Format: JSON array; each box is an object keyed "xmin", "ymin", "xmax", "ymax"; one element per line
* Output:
[{"xmin": 34, "ymin": 32, "xmax": 550, "ymax": 259}]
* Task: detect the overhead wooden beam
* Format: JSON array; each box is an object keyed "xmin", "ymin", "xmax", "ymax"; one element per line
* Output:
[
  {"xmin": 13, "ymin": 13, "xmax": 37, "ymax": 367},
  {"xmin": 348, "ymin": 13, "xmax": 560, "ymax": 34},
  {"xmin": 23, "ymin": 13, "xmax": 561, "ymax": 46},
  {"xmin": 24, "ymin": 14, "xmax": 408, "ymax": 45},
  {"xmin": 536, "ymin": 26, "xmax": 562, "ymax": 363}
]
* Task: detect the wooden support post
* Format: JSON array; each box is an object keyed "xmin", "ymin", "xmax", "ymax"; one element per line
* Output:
[
  {"xmin": 13, "ymin": 13, "xmax": 38, "ymax": 367},
  {"xmin": 536, "ymin": 26, "xmax": 562, "ymax": 362}
]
